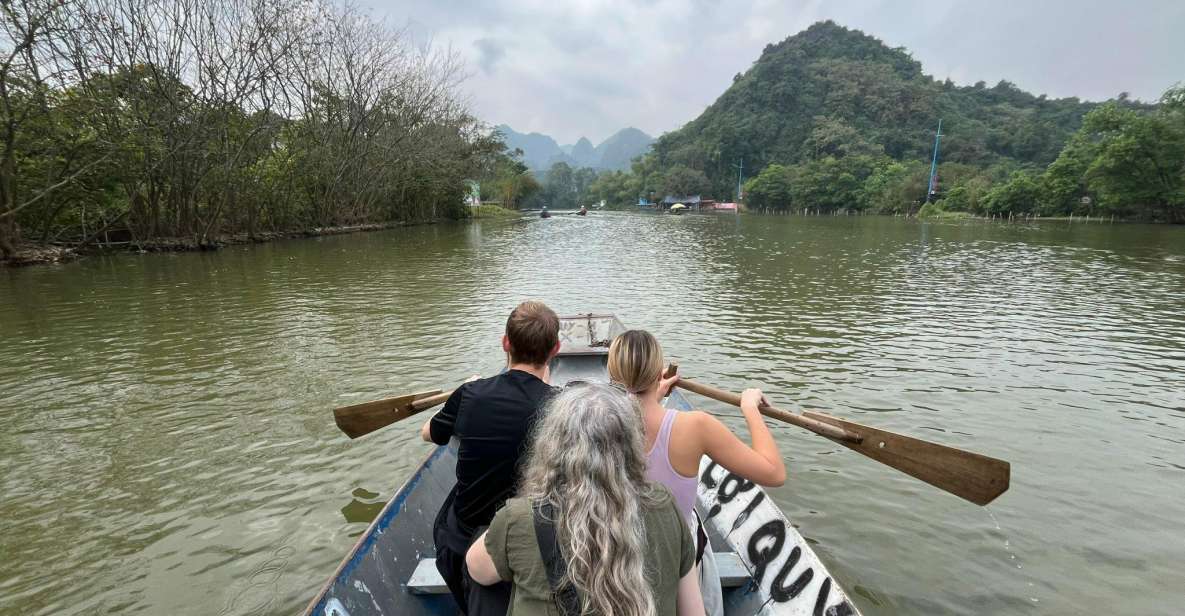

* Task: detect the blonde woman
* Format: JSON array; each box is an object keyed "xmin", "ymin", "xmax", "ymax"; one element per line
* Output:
[
  {"xmin": 608, "ymin": 329, "xmax": 786, "ymax": 616},
  {"xmin": 466, "ymin": 383, "xmax": 705, "ymax": 616}
]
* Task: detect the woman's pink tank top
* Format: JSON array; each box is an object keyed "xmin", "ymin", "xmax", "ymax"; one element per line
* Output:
[{"xmin": 645, "ymin": 408, "xmax": 698, "ymax": 522}]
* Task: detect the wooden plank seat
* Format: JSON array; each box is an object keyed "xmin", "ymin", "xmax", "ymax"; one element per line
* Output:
[{"xmin": 408, "ymin": 553, "xmax": 750, "ymax": 595}]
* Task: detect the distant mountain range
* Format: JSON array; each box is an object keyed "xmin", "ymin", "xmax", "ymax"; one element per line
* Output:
[{"xmin": 495, "ymin": 125, "xmax": 654, "ymax": 172}]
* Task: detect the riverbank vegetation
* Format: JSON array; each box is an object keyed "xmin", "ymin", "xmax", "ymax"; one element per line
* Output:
[
  {"xmin": 519, "ymin": 161, "xmax": 599, "ymax": 210},
  {"xmin": 0, "ymin": 0, "xmax": 528, "ymax": 264},
  {"xmin": 584, "ymin": 22, "xmax": 1184, "ymax": 222},
  {"xmin": 468, "ymin": 203, "xmax": 518, "ymax": 219},
  {"xmin": 474, "ymin": 152, "xmax": 541, "ymax": 211}
]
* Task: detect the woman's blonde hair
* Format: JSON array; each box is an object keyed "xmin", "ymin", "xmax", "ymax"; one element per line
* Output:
[
  {"xmin": 519, "ymin": 383, "xmax": 663, "ymax": 616},
  {"xmin": 607, "ymin": 329, "xmax": 664, "ymax": 394}
]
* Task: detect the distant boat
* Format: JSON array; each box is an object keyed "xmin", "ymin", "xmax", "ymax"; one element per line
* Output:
[{"xmin": 669, "ymin": 203, "xmax": 687, "ymax": 215}]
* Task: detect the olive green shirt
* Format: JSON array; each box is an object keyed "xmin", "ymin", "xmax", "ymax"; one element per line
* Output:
[{"xmin": 484, "ymin": 490, "xmax": 695, "ymax": 616}]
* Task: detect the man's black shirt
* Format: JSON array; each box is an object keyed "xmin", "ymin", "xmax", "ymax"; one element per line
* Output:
[{"xmin": 429, "ymin": 369, "xmax": 555, "ymax": 535}]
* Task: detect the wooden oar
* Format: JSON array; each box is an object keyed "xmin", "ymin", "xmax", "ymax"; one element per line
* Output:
[
  {"xmin": 672, "ymin": 375, "xmax": 1011, "ymax": 506},
  {"xmin": 335, "ymin": 374, "xmax": 487, "ymax": 439},
  {"xmin": 334, "ymin": 389, "xmax": 453, "ymax": 439}
]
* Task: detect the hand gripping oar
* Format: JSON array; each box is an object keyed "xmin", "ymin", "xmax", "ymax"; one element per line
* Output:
[
  {"xmin": 334, "ymin": 389, "xmax": 453, "ymax": 439},
  {"xmin": 668, "ymin": 368, "xmax": 1010, "ymax": 506}
]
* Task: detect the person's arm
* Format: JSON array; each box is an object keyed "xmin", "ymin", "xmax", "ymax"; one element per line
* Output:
[
  {"xmin": 423, "ymin": 386, "xmax": 465, "ymax": 444},
  {"xmin": 674, "ymin": 498, "xmax": 705, "ymax": 616},
  {"xmin": 468, "ymin": 501, "xmax": 517, "ymax": 586},
  {"xmin": 677, "ymin": 569, "xmax": 706, "ymax": 616},
  {"xmin": 693, "ymin": 388, "xmax": 786, "ymax": 486},
  {"xmin": 465, "ymin": 530, "xmax": 503, "ymax": 586}
]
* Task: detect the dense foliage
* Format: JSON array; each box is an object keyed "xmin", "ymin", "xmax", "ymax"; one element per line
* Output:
[
  {"xmin": 522, "ymin": 162, "xmax": 599, "ymax": 210},
  {"xmin": 476, "ymin": 150, "xmax": 541, "ymax": 210},
  {"xmin": 926, "ymin": 91, "xmax": 1185, "ymax": 221},
  {"xmin": 589, "ymin": 21, "xmax": 1183, "ymax": 222},
  {"xmin": 0, "ymin": 0, "xmax": 521, "ymax": 259}
]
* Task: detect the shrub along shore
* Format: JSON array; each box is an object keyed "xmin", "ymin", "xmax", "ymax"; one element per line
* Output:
[{"xmin": 1, "ymin": 222, "xmax": 436, "ymax": 267}]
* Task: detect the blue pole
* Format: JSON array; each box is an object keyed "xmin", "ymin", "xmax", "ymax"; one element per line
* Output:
[
  {"xmin": 736, "ymin": 158, "xmax": 744, "ymax": 202},
  {"xmin": 926, "ymin": 119, "xmax": 943, "ymax": 203}
]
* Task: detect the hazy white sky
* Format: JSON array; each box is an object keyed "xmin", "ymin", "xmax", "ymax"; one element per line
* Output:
[{"xmin": 363, "ymin": 0, "xmax": 1185, "ymax": 144}]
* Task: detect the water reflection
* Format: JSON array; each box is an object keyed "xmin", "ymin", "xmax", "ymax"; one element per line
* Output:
[{"xmin": 340, "ymin": 488, "xmax": 386, "ymax": 530}]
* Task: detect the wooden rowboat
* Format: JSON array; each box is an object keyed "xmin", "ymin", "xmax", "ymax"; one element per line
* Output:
[{"xmin": 305, "ymin": 315, "xmax": 860, "ymax": 616}]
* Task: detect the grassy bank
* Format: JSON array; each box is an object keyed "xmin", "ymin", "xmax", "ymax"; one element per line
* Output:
[
  {"xmin": 467, "ymin": 204, "xmax": 519, "ymax": 219},
  {"xmin": 917, "ymin": 208, "xmax": 976, "ymax": 220}
]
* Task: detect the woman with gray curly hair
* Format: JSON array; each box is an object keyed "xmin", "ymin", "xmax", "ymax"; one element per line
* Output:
[{"xmin": 466, "ymin": 382, "xmax": 705, "ymax": 616}]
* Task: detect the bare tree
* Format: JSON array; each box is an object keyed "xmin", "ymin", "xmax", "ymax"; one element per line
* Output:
[{"xmin": 0, "ymin": 0, "xmax": 496, "ymax": 259}]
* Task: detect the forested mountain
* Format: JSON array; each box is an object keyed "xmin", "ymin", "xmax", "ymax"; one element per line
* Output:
[
  {"xmin": 496, "ymin": 125, "xmax": 654, "ymax": 172},
  {"xmin": 652, "ymin": 20, "xmax": 1096, "ymax": 196},
  {"xmin": 590, "ymin": 20, "xmax": 1182, "ymax": 221}
]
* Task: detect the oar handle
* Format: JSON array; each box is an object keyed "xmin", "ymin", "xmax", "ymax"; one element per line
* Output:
[
  {"xmin": 410, "ymin": 390, "xmax": 453, "ymax": 412},
  {"xmin": 676, "ymin": 378, "xmax": 862, "ymax": 444}
]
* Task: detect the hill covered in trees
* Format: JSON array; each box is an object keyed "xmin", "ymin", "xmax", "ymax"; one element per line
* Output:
[{"xmin": 590, "ymin": 21, "xmax": 1183, "ymax": 221}]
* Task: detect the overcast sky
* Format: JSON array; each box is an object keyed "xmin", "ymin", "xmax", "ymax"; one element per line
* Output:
[{"xmin": 363, "ymin": 0, "xmax": 1185, "ymax": 144}]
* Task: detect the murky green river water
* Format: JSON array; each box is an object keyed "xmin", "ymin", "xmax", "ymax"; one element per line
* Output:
[{"xmin": 2, "ymin": 213, "xmax": 1183, "ymax": 615}]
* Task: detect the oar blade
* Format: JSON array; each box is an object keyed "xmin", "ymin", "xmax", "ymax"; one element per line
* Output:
[
  {"xmin": 334, "ymin": 390, "xmax": 442, "ymax": 439},
  {"xmin": 803, "ymin": 411, "xmax": 1010, "ymax": 506}
]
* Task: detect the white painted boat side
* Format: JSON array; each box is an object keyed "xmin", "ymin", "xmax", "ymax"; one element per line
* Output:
[{"xmin": 696, "ymin": 458, "xmax": 860, "ymax": 616}]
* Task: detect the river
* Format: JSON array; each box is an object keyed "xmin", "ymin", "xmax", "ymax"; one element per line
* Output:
[{"xmin": 1, "ymin": 212, "xmax": 1182, "ymax": 615}]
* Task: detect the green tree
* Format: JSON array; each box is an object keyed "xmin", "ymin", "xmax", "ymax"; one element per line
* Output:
[
  {"xmin": 861, "ymin": 160, "xmax": 927, "ymax": 214},
  {"xmin": 1080, "ymin": 103, "xmax": 1185, "ymax": 221},
  {"xmin": 661, "ymin": 165, "xmax": 710, "ymax": 196},
  {"xmin": 982, "ymin": 171, "xmax": 1040, "ymax": 216},
  {"xmin": 1037, "ymin": 136, "xmax": 1094, "ymax": 215},
  {"xmin": 743, "ymin": 164, "xmax": 794, "ymax": 211},
  {"xmin": 804, "ymin": 116, "xmax": 883, "ymax": 159},
  {"xmin": 541, "ymin": 162, "xmax": 577, "ymax": 209},
  {"xmin": 787, "ymin": 155, "xmax": 883, "ymax": 213}
]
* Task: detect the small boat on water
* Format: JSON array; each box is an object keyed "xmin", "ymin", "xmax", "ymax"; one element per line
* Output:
[{"xmin": 305, "ymin": 315, "xmax": 860, "ymax": 616}]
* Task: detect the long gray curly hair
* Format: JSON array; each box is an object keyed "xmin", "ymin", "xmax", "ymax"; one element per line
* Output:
[{"xmin": 519, "ymin": 382, "xmax": 665, "ymax": 616}]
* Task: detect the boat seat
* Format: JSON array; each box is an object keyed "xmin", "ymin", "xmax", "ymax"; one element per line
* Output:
[
  {"xmin": 713, "ymin": 552, "xmax": 749, "ymax": 587},
  {"xmin": 408, "ymin": 553, "xmax": 749, "ymax": 594},
  {"xmin": 408, "ymin": 559, "xmax": 449, "ymax": 594}
]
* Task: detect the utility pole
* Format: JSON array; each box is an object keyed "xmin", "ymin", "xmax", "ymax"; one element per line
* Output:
[
  {"xmin": 926, "ymin": 119, "xmax": 943, "ymax": 203},
  {"xmin": 734, "ymin": 157, "xmax": 744, "ymax": 202}
]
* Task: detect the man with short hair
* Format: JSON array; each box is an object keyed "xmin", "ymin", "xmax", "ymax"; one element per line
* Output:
[{"xmin": 422, "ymin": 300, "xmax": 561, "ymax": 615}]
